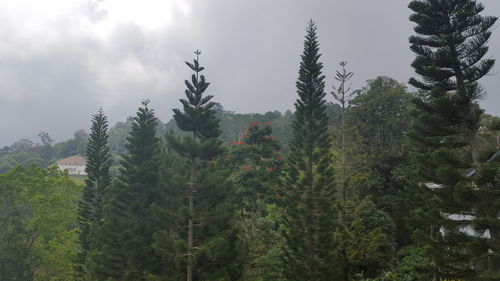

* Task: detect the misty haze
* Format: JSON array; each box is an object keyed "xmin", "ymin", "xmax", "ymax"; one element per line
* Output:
[{"xmin": 1, "ymin": 0, "xmax": 500, "ymax": 281}]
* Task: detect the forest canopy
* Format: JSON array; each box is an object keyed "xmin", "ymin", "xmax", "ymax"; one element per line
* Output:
[{"xmin": 1, "ymin": 1, "xmax": 499, "ymax": 281}]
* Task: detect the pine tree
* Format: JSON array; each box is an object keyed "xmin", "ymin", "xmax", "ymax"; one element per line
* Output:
[
  {"xmin": 97, "ymin": 100, "xmax": 162, "ymax": 280},
  {"xmin": 167, "ymin": 50, "xmax": 240, "ymax": 281},
  {"xmin": 151, "ymin": 132, "xmax": 190, "ymax": 280},
  {"xmin": 408, "ymin": 0, "xmax": 498, "ymax": 278},
  {"xmin": 76, "ymin": 108, "xmax": 112, "ymax": 280},
  {"xmin": 331, "ymin": 61, "xmax": 356, "ymax": 221},
  {"xmin": 282, "ymin": 20, "xmax": 341, "ymax": 281}
]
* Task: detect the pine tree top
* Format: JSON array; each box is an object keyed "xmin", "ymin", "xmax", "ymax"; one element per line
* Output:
[
  {"xmin": 122, "ymin": 100, "xmax": 159, "ymax": 171},
  {"xmin": 291, "ymin": 20, "xmax": 330, "ymax": 154},
  {"xmin": 408, "ymin": 0, "xmax": 497, "ymax": 97},
  {"xmin": 173, "ymin": 50, "xmax": 221, "ymax": 140}
]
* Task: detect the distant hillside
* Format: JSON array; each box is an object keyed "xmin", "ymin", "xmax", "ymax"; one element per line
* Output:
[{"xmin": 0, "ymin": 104, "xmax": 342, "ymax": 174}]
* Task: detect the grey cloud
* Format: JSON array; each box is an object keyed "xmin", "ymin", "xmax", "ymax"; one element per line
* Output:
[
  {"xmin": 83, "ymin": 0, "xmax": 107, "ymax": 23},
  {"xmin": 188, "ymin": 0, "xmax": 499, "ymax": 115},
  {"xmin": 0, "ymin": 23, "xmax": 191, "ymax": 145},
  {"xmin": 0, "ymin": 0, "xmax": 499, "ymax": 146},
  {"xmin": 0, "ymin": 42, "xmax": 102, "ymax": 144}
]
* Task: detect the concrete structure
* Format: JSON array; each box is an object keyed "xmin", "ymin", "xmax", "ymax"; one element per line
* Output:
[{"xmin": 57, "ymin": 155, "xmax": 87, "ymax": 175}]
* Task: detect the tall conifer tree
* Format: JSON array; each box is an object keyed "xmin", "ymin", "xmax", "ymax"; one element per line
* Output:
[
  {"xmin": 76, "ymin": 108, "xmax": 111, "ymax": 280},
  {"xmin": 282, "ymin": 20, "xmax": 341, "ymax": 281},
  {"xmin": 167, "ymin": 50, "xmax": 240, "ymax": 281},
  {"xmin": 331, "ymin": 61, "xmax": 356, "ymax": 221},
  {"xmin": 408, "ymin": 0, "xmax": 498, "ymax": 279},
  {"xmin": 97, "ymin": 100, "xmax": 162, "ymax": 280}
]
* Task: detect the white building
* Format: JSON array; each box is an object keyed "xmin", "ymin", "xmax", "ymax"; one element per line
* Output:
[{"xmin": 57, "ymin": 155, "xmax": 87, "ymax": 175}]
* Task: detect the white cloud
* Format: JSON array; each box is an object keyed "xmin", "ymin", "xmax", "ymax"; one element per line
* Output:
[
  {"xmin": 82, "ymin": 0, "xmax": 193, "ymax": 40},
  {"xmin": 0, "ymin": 0, "xmax": 196, "ymax": 145}
]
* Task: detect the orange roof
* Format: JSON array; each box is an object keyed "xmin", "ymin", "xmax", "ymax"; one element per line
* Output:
[{"xmin": 57, "ymin": 155, "xmax": 87, "ymax": 165}]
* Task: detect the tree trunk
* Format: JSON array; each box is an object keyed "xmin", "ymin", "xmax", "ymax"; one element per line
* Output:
[
  {"xmin": 187, "ymin": 157, "xmax": 195, "ymax": 281},
  {"xmin": 341, "ymin": 101, "xmax": 347, "ymax": 222}
]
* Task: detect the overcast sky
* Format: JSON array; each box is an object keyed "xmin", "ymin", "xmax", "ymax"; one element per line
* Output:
[{"xmin": 0, "ymin": 0, "xmax": 499, "ymax": 146}]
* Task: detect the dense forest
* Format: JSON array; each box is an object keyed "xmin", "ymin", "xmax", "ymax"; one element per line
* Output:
[{"xmin": 1, "ymin": 1, "xmax": 500, "ymax": 280}]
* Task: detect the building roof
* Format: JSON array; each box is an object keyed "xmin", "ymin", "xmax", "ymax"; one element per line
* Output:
[{"xmin": 56, "ymin": 155, "xmax": 87, "ymax": 165}]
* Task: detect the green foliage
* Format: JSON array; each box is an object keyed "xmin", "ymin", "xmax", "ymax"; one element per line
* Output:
[
  {"xmin": 330, "ymin": 61, "xmax": 357, "ymax": 223},
  {"xmin": 9, "ymin": 138, "xmax": 35, "ymax": 152},
  {"xmin": 53, "ymin": 130, "xmax": 89, "ymax": 160},
  {"xmin": 1, "ymin": 7, "xmax": 499, "ymax": 279},
  {"xmin": 0, "ymin": 165, "xmax": 81, "ymax": 281},
  {"xmin": 409, "ymin": 0, "xmax": 499, "ymax": 278},
  {"xmin": 108, "ymin": 118, "xmax": 133, "ymax": 155},
  {"xmin": 156, "ymin": 145, "xmax": 242, "ymax": 281},
  {"xmin": 228, "ymin": 122, "xmax": 286, "ymax": 206},
  {"xmin": 0, "ymin": 107, "xmax": 305, "ymax": 177},
  {"xmin": 76, "ymin": 108, "xmax": 112, "ymax": 279},
  {"xmin": 0, "ymin": 176, "xmax": 34, "ymax": 281},
  {"xmin": 217, "ymin": 111, "xmax": 294, "ymax": 146},
  {"xmin": 163, "ymin": 51, "xmax": 241, "ymax": 281},
  {"xmin": 338, "ymin": 197, "xmax": 396, "ymax": 279},
  {"xmin": 409, "ymin": 0, "xmax": 497, "ymax": 94},
  {"xmin": 97, "ymin": 101, "xmax": 163, "ymax": 281},
  {"xmin": 360, "ymin": 246, "xmax": 432, "ymax": 281},
  {"xmin": 0, "ymin": 129, "xmax": 89, "ymax": 174},
  {"xmin": 246, "ymin": 205, "xmax": 286, "ymax": 281},
  {"xmin": 478, "ymin": 114, "xmax": 500, "ymax": 153},
  {"xmin": 0, "ymin": 151, "xmax": 45, "ymax": 173},
  {"xmin": 173, "ymin": 50, "xmax": 220, "ymax": 140},
  {"xmin": 226, "ymin": 122, "xmax": 286, "ymax": 281},
  {"xmin": 345, "ymin": 76, "xmax": 416, "ymax": 247},
  {"xmin": 150, "ymin": 135, "xmax": 189, "ymax": 281},
  {"xmin": 282, "ymin": 20, "xmax": 341, "ymax": 281},
  {"xmin": 169, "ymin": 50, "xmax": 224, "ymax": 161}
]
